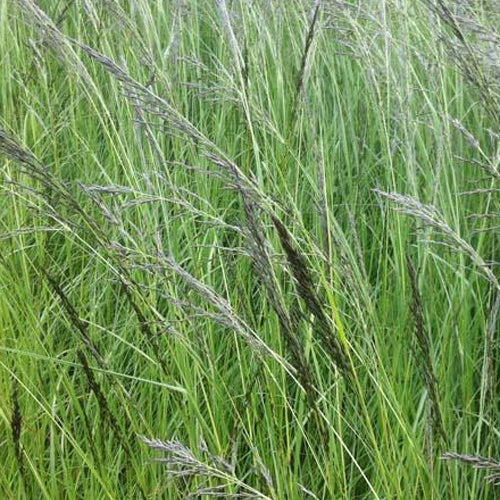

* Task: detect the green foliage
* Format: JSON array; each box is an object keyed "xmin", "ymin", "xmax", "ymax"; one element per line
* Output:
[{"xmin": 0, "ymin": 0, "xmax": 498, "ymax": 498}]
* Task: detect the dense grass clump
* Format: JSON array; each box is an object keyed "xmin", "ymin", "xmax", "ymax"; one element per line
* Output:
[{"xmin": 0, "ymin": 1, "xmax": 499, "ymax": 498}]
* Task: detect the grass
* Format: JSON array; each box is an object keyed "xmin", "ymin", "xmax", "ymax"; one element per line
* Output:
[{"xmin": 0, "ymin": 0, "xmax": 499, "ymax": 498}]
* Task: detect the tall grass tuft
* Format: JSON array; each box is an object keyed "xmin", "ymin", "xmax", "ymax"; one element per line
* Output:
[{"xmin": 1, "ymin": 0, "xmax": 499, "ymax": 497}]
